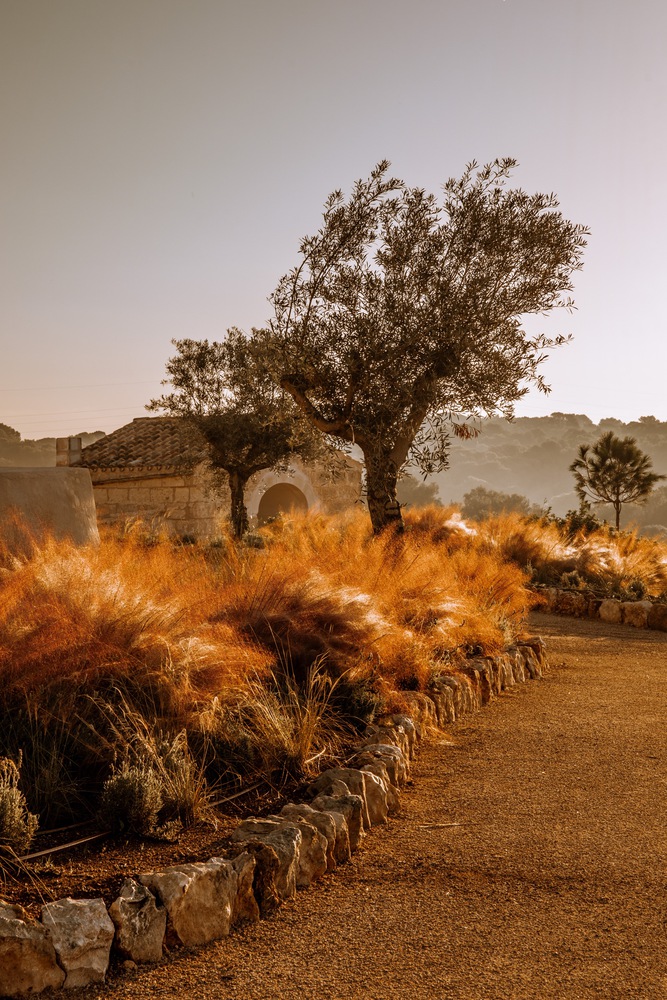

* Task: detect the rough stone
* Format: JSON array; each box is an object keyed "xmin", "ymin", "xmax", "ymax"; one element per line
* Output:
[
  {"xmin": 359, "ymin": 760, "xmax": 401, "ymax": 814},
  {"xmin": 461, "ymin": 657, "xmax": 494, "ymax": 703},
  {"xmin": 356, "ymin": 769, "xmax": 388, "ymax": 826},
  {"xmin": 399, "ymin": 691, "xmax": 438, "ymax": 729},
  {"xmin": 41, "ymin": 897, "xmax": 114, "ymax": 989},
  {"xmin": 139, "ymin": 857, "xmax": 240, "ymax": 947},
  {"xmin": 506, "ymin": 647, "xmax": 526, "ymax": 683},
  {"xmin": 267, "ymin": 814, "xmax": 328, "ymax": 887},
  {"xmin": 647, "ymin": 603, "xmax": 667, "ymax": 631},
  {"xmin": 622, "ymin": 601, "xmax": 652, "ymax": 628},
  {"xmin": 352, "ymin": 743, "xmax": 408, "ymax": 788},
  {"xmin": 599, "ymin": 598, "xmax": 622, "ymax": 624},
  {"xmin": 553, "ymin": 590, "xmax": 588, "ymax": 617},
  {"xmin": 587, "ymin": 597, "xmax": 603, "ymax": 619},
  {"xmin": 109, "ymin": 879, "xmax": 166, "ymax": 964},
  {"xmin": 516, "ymin": 644, "xmax": 542, "ymax": 679},
  {"xmin": 437, "ymin": 672, "xmax": 479, "ymax": 715},
  {"xmin": 279, "ymin": 803, "xmax": 338, "ymax": 870},
  {"xmin": 426, "ymin": 682, "xmax": 456, "ymax": 725},
  {"xmin": 387, "ymin": 714, "xmax": 418, "ymax": 754},
  {"xmin": 365, "ymin": 720, "xmax": 411, "ymax": 759},
  {"xmin": 0, "ymin": 900, "xmax": 65, "ymax": 996},
  {"xmin": 229, "ymin": 851, "xmax": 260, "ymax": 925},
  {"xmin": 231, "ymin": 819, "xmax": 302, "ymax": 900},
  {"xmin": 231, "ymin": 841, "xmax": 281, "ymax": 916},
  {"xmin": 495, "ymin": 653, "xmax": 516, "ymax": 690},
  {"xmin": 309, "ymin": 769, "xmax": 370, "ymax": 829},
  {"xmin": 521, "ymin": 635, "xmax": 548, "ymax": 666},
  {"xmin": 310, "ymin": 792, "xmax": 364, "ymax": 852}
]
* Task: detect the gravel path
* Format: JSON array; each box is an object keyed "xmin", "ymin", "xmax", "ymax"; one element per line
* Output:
[{"xmin": 87, "ymin": 612, "xmax": 667, "ymax": 1000}]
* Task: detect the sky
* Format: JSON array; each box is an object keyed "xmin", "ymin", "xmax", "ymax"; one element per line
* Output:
[{"xmin": 1, "ymin": 0, "xmax": 666, "ymax": 440}]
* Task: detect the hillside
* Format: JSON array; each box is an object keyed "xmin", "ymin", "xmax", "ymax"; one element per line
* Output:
[
  {"xmin": 0, "ymin": 424, "xmax": 105, "ymax": 468},
  {"xmin": 433, "ymin": 413, "xmax": 667, "ymax": 527}
]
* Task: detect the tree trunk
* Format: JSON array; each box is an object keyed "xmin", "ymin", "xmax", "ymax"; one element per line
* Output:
[
  {"xmin": 228, "ymin": 471, "xmax": 249, "ymax": 539},
  {"xmin": 363, "ymin": 450, "xmax": 403, "ymax": 535},
  {"xmin": 614, "ymin": 501, "xmax": 621, "ymax": 530}
]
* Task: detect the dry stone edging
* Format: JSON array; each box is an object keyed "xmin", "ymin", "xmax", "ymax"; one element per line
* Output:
[
  {"xmin": 0, "ymin": 639, "xmax": 547, "ymax": 996},
  {"xmin": 536, "ymin": 586, "xmax": 667, "ymax": 631}
]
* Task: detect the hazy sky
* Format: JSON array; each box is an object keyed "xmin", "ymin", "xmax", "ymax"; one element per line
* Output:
[{"xmin": 1, "ymin": 0, "xmax": 666, "ymax": 439}]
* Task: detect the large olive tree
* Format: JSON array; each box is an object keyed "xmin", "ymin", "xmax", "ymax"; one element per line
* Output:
[
  {"xmin": 149, "ymin": 330, "xmax": 326, "ymax": 537},
  {"xmin": 260, "ymin": 159, "xmax": 588, "ymax": 533}
]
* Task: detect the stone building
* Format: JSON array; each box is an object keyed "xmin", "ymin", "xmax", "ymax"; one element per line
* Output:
[{"xmin": 57, "ymin": 416, "xmax": 362, "ymax": 538}]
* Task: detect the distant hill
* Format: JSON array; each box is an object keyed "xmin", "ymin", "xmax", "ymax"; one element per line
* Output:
[
  {"xmin": 0, "ymin": 424, "xmax": 105, "ymax": 468},
  {"xmin": 432, "ymin": 413, "xmax": 667, "ymax": 527},
  {"xmin": 2, "ymin": 414, "xmax": 665, "ymax": 533}
]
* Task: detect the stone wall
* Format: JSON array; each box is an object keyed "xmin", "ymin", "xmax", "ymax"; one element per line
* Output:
[
  {"xmin": 89, "ymin": 458, "xmax": 362, "ymax": 539},
  {"xmin": 89, "ymin": 466, "xmax": 221, "ymax": 539},
  {"xmin": 0, "ymin": 640, "xmax": 547, "ymax": 994},
  {"xmin": 536, "ymin": 586, "xmax": 667, "ymax": 631},
  {"xmin": 0, "ymin": 468, "xmax": 99, "ymax": 555}
]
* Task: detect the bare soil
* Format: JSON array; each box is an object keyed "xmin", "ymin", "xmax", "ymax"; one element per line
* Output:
[{"xmin": 27, "ymin": 614, "xmax": 667, "ymax": 997}]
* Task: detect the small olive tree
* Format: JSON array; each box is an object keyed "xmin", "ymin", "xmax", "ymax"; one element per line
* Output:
[
  {"xmin": 149, "ymin": 330, "xmax": 327, "ymax": 538},
  {"xmin": 261, "ymin": 159, "xmax": 588, "ymax": 534},
  {"xmin": 570, "ymin": 431, "xmax": 665, "ymax": 529}
]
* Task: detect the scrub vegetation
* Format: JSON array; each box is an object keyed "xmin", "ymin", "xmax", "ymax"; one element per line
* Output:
[
  {"xmin": 0, "ymin": 508, "xmax": 531, "ymax": 844},
  {"xmin": 1, "ymin": 505, "xmax": 664, "ymax": 853}
]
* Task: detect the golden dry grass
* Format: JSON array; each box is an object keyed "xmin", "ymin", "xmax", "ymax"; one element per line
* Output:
[
  {"xmin": 5, "ymin": 503, "xmax": 663, "ymax": 820},
  {"xmin": 478, "ymin": 512, "xmax": 667, "ymax": 597},
  {"xmin": 0, "ymin": 508, "xmax": 532, "ymax": 711},
  {"xmin": 0, "ymin": 508, "xmax": 535, "ymax": 816}
]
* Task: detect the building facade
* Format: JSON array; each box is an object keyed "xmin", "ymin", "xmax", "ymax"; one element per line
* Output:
[{"xmin": 57, "ymin": 417, "xmax": 361, "ymax": 538}]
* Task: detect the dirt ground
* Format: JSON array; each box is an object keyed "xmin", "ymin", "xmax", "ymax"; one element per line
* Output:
[{"xmin": 78, "ymin": 612, "xmax": 667, "ymax": 1000}]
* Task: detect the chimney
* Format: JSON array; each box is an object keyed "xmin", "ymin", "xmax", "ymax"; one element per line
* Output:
[{"xmin": 56, "ymin": 437, "xmax": 83, "ymax": 467}]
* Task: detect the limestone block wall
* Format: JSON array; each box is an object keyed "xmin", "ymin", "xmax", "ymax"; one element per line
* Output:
[
  {"xmin": 87, "ymin": 457, "xmax": 361, "ymax": 538},
  {"xmin": 90, "ymin": 466, "xmax": 226, "ymax": 539}
]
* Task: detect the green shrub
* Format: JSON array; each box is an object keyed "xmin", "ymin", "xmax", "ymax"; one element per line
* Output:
[
  {"xmin": 0, "ymin": 756, "xmax": 38, "ymax": 855},
  {"xmin": 98, "ymin": 760, "xmax": 163, "ymax": 836}
]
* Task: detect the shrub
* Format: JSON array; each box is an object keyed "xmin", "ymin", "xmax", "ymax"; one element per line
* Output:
[
  {"xmin": 0, "ymin": 756, "xmax": 38, "ymax": 856},
  {"xmin": 98, "ymin": 760, "xmax": 163, "ymax": 836},
  {"xmin": 0, "ymin": 509, "xmax": 538, "ymax": 817}
]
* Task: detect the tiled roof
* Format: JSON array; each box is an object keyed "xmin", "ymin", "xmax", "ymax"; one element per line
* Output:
[{"xmin": 75, "ymin": 417, "xmax": 208, "ymax": 470}]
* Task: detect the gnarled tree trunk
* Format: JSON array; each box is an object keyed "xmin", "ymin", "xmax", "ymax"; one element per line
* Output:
[
  {"xmin": 228, "ymin": 470, "xmax": 250, "ymax": 539},
  {"xmin": 363, "ymin": 451, "xmax": 403, "ymax": 535}
]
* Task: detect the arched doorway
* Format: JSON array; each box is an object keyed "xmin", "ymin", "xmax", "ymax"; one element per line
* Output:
[{"xmin": 257, "ymin": 482, "xmax": 309, "ymax": 524}]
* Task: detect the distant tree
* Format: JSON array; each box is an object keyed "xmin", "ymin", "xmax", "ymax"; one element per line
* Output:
[
  {"xmin": 261, "ymin": 159, "xmax": 588, "ymax": 534},
  {"xmin": 396, "ymin": 474, "xmax": 442, "ymax": 509},
  {"xmin": 461, "ymin": 486, "xmax": 536, "ymax": 520},
  {"xmin": 570, "ymin": 432, "xmax": 665, "ymax": 529},
  {"xmin": 148, "ymin": 331, "xmax": 328, "ymax": 538}
]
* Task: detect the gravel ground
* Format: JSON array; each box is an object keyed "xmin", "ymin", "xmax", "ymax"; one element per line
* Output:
[{"xmin": 83, "ymin": 612, "xmax": 667, "ymax": 1000}]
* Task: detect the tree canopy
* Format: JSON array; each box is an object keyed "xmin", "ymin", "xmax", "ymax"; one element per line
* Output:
[
  {"xmin": 461, "ymin": 486, "xmax": 538, "ymax": 521},
  {"xmin": 260, "ymin": 158, "xmax": 589, "ymax": 533},
  {"xmin": 149, "ymin": 331, "xmax": 326, "ymax": 537},
  {"xmin": 570, "ymin": 431, "xmax": 665, "ymax": 529}
]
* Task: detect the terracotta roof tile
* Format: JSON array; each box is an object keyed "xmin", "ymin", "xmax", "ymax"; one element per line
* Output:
[{"xmin": 75, "ymin": 417, "xmax": 208, "ymax": 470}]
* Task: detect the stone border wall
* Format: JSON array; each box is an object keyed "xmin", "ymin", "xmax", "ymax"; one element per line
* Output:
[
  {"xmin": 0, "ymin": 639, "xmax": 547, "ymax": 996},
  {"xmin": 535, "ymin": 587, "xmax": 667, "ymax": 631}
]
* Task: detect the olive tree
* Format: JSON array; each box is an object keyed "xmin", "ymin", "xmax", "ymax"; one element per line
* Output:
[
  {"xmin": 570, "ymin": 431, "xmax": 665, "ymax": 529},
  {"xmin": 149, "ymin": 330, "xmax": 326, "ymax": 538},
  {"xmin": 260, "ymin": 159, "xmax": 588, "ymax": 533}
]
